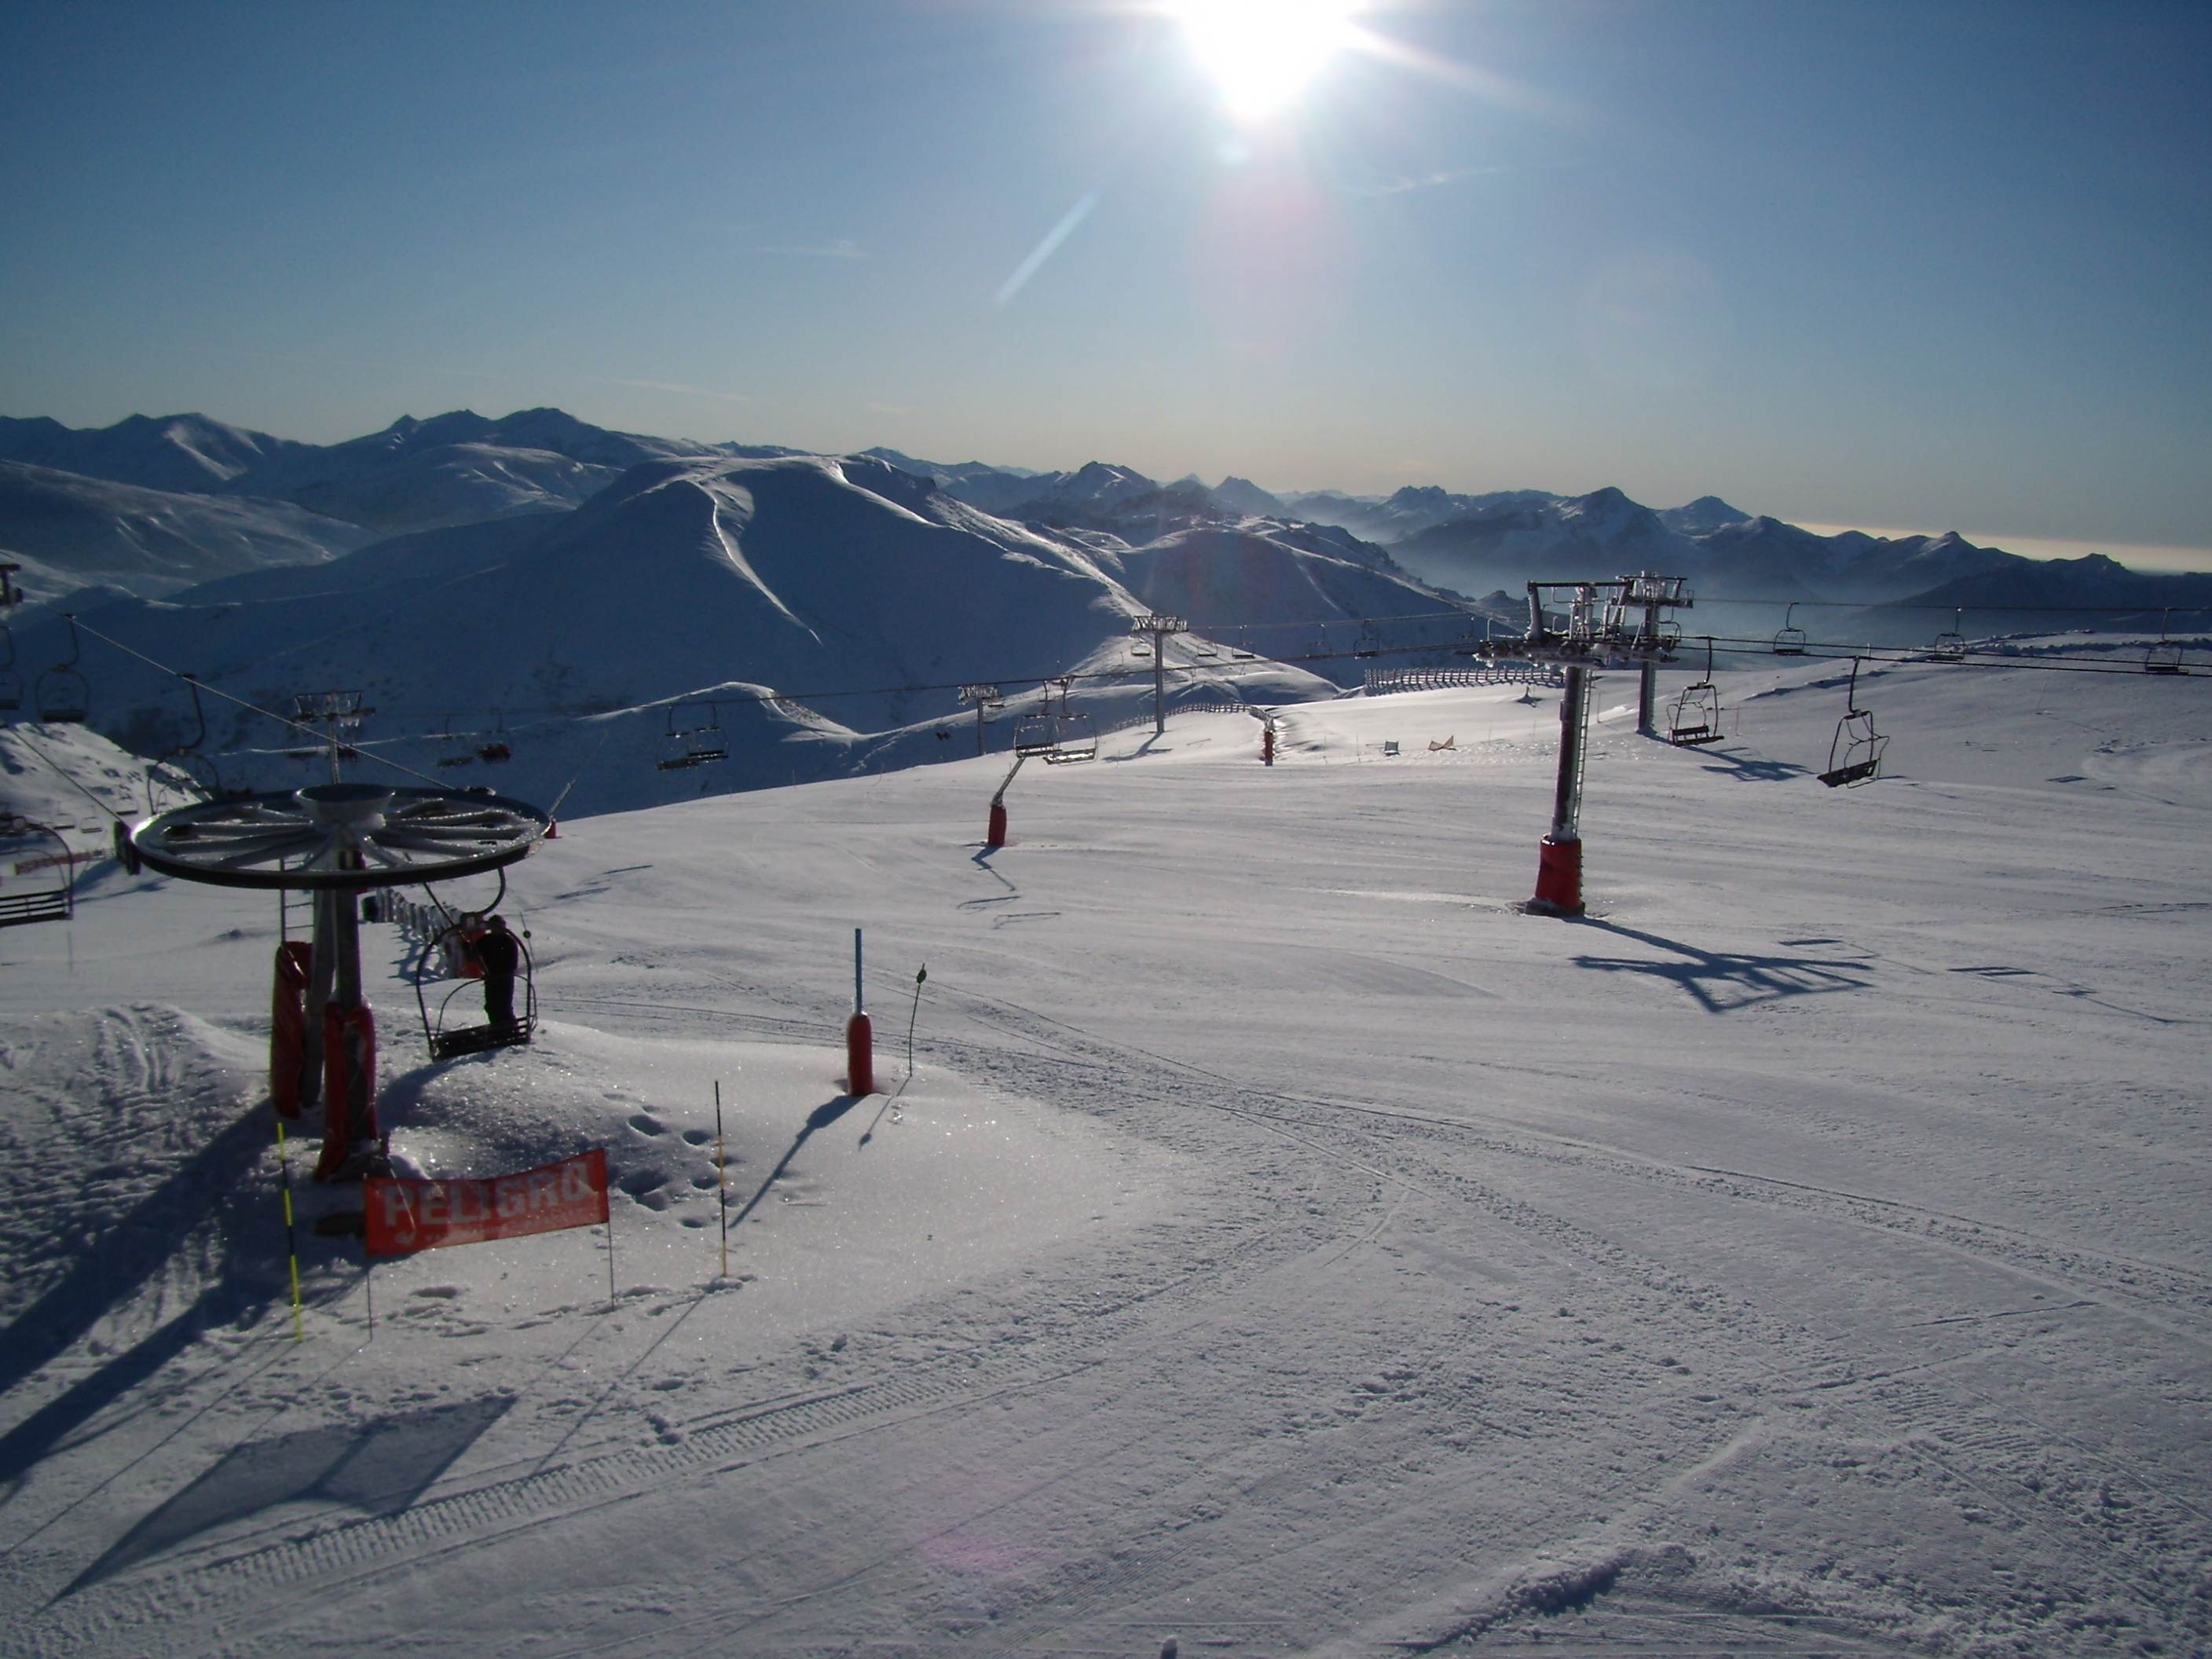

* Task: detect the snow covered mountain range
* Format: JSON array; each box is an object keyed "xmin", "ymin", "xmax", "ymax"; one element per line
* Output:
[{"xmin": 4, "ymin": 405, "xmax": 2206, "ymax": 819}]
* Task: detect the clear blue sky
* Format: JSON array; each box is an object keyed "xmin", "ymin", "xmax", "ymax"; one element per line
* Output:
[{"xmin": 3, "ymin": 1, "xmax": 2207, "ymax": 560}]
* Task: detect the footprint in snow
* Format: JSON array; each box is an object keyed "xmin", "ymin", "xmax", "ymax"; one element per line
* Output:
[{"xmin": 628, "ymin": 1112, "xmax": 666, "ymax": 1136}]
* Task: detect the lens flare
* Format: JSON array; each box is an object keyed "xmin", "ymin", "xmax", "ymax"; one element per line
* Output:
[{"xmin": 1170, "ymin": 0, "xmax": 1360, "ymax": 122}]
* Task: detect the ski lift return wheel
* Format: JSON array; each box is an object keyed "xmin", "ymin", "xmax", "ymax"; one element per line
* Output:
[{"xmin": 129, "ymin": 783, "xmax": 550, "ymax": 890}]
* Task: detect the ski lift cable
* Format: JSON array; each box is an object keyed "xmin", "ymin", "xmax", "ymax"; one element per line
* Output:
[
  {"xmin": 9, "ymin": 727, "xmax": 134, "ymax": 825},
  {"xmin": 1691, "ymin": 595, "xmax": 2212, "ymax": 616},
  {"xmin": 69, "ymin": 618, "xmax": 459, "ymax": 791},
  {"xmin": 1690, "ymin": 633, "xmax": 2211, "ymax": 678}
]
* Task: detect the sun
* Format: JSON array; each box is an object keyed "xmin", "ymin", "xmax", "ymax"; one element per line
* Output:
[{"xmin": 1169, "ymin": 0, "xmax": 1361, "ymax": 123}]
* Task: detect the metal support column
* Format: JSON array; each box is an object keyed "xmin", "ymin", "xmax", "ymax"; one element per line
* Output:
[
  {"xmin": 1532, "ymin": 662, "xmax": 1592, "ymax": 915},
  {"xmin": 1130, "ymin": 616, "xmax": 1188, "ymax": 737}
]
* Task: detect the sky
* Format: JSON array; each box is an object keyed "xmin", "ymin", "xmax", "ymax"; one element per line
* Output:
[{"xmin": 2, "ymin": 0, "xmax": 2207, "ymax": 564}]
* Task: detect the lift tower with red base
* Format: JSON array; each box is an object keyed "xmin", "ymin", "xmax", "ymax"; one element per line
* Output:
[{"xmin": 1461, "ymin": 575, "xmax": 1691, "ymax": 917}]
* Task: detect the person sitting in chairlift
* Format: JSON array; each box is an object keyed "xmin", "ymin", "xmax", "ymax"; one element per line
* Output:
[{"xmin": 477, "ymin": 914, "xmax": 522, "ymax": 1034}]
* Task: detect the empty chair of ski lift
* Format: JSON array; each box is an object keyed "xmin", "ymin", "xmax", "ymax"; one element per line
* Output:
[
  {"xmin": 1045, "ymin": 709, "xmax": 1097, "ymax": 763},
  {"xmin": 1668, "ymin": 639, "xmax": 1724, "ymax": 746},
  {"xmin": 434, "ymin": 712, "xmax": 477, "ymax": 767},
  {"xmin": 2144, "ymin": 611, "xmax": 2185, "ymax": 675},
  {"xmin": 1305, "ymin": 627, "xmax": 1333, "ymax": 659},
  {"xmin": 1818, "ymin": 658, "xmax": 1888, "ymax": 788},
  {"xmin": 1231, "ymin": 629, "xmax": 1256, "ymax": 661},
  {"xmin": 1011, "ymin": 709, "xmax": 1058, "ymax": 756},
  {"xmin": 1773, "ymin": 602, "xmax": 1807, "ymax": 656},
  {"xmin": 35, "ymin": 615, "xmax": 90, "ymax": 723},
  {"xmin": 1928, "ymin": 609, "xmax": 1967, "ymax": 663},
  {"xmin": 1353, "ymin": 621, "xmax": 1383, "ymax": 658},
  {"xmin": 0, "ymin": 816, "xmax": 74, "ymax": 928},
  {"xmin": 655, "ymin": 702, "xmax": 727, "ymax": 771}
]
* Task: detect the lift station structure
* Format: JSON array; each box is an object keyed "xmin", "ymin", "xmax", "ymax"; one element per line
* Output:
[{"xmin": 130, "ymin": 783, "xmax": 550, "ymax": 1179}]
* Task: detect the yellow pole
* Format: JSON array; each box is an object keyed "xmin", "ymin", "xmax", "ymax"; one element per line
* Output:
[{"xmin": 274, "ymin": 1115, "xmax": 304, "ymax": 1342}]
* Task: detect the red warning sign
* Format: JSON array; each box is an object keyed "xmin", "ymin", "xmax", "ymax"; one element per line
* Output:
[{"xmin": 365, "ymin": 1148, "xmax": 610, "ymax": 1258}]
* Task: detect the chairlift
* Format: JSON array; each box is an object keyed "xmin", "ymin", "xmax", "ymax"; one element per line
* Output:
[
  {"xmin": 1928, "ymin": 608, "xmax": 1967, "ymax": 663},
  {"xmin": 0, "ymin": 618, "xmax": 20, "ymax": 712},
  {"xmin": 1353, "ymin": 621, "xmax": 1383, "ymax": 659},
  {"xmin": 1045, "ymin": 709, "xmax": 1097, "ymax": 764},
  {"xmin": 1011, "ymin": 710, "xmax": 1058, "ymax": 756},
  {"xmin": 0, "ymin": 815, "xmax": 74, "ymax": 928},
  {"xmin": 1305, "ymin": 626, "xmax": 1333, "ymax": 660},
  {"xmin": 1231, "ymin": 629, "xmax": 1256, "ymax": 661},
  {"xmin": 1192, "ymin": 637, "xmax": 1221, "ymax": 660},
  {"xmin": 2144, "ymin": 610, "xmax": 2185, "ymax": 676},
  {"xmin": 655, "ymin": 702, "xmax": 727, "ymax": 771},
  {"xmin": 1130, "ymin": 637, "xmax": 1152, "ymax": 659},
  {"xmin": 35, "ymin": 615, "xmax": 90, "ymax": 723},
  {"xmin": 416, "ymin": 913, "xmax": 537, "ymax": 1059},
  {"xmin": 1668, "ymin": 638, "xmax": 1724, "ymax": 746},
  {"xmin": 477, "ymin": 711, "xmax": 511, "ymax": 763},
  {"xmin": 148, "ymin": 673, "xmax": 243, "ymax": 804},
  {"xmin": 1818, "ymin": 657, "xmax": 1888, "ymax": 788},
  {"xmin": 1773, "ymin": 602, "xmax": 1807, "ymax": 657}
]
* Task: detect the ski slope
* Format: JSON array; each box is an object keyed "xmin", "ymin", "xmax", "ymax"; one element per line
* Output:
[{"xmin": 0, "ymin": 655, "xmax": 2207, "ymax": 1656}]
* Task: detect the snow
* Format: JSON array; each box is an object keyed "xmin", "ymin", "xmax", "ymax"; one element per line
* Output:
[{"xmin": 1, "ymin": 657, "xmax": 2207, "ymax": 1656}]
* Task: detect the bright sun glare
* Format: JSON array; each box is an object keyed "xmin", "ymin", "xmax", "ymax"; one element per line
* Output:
[{"xmin": 1170, "ymin": 0, "xmax": 1361, "ymax": 122}]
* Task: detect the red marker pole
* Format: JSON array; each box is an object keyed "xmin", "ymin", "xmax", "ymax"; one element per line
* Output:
[{"xmin": 845, "ymin": 927, "xmax": 875, "ymax": 1097}]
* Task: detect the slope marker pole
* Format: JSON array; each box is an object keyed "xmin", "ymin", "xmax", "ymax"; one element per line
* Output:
[
  {"xmin": 715, "ymin": 1079, "xmax": 729, "ymax": 1280},
  {"xmin": 273, "ymin": 1114, "xmax": 304, "ymax": 1342}
]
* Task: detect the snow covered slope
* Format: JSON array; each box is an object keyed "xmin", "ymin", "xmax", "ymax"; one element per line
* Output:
[
  {"xmin": 3, "ymin": 454, "xmax": 1484, "ymax": 817},
  {"xmin": 1, "ymin": 656, "xmax": 2206, "ymax": 1655},
  {"xmin": 0, "ymin": 462, "xmax": 374, "ymax": 603}
]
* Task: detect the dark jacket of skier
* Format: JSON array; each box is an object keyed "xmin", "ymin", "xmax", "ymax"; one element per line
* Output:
[{"xmin": 477, "ymin": 915, "xmax": 522, "ymax": 1031}]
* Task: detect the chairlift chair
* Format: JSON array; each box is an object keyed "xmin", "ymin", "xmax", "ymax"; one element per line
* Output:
[
  {"xmin": 655, "ymin": 702, "xmax": 727, "ymax": 771},
  {"xmin": 434, "ymin": 711, "xmax": 477, "ymax": 767},
  {"xmin": 1231, "ymin": 629, "xmax": 1256, "ymax": 661},
  {"xmin": 2144, "ymin": 610, "xmax": 2185, "ymax": 675},
  {"xmin": 1353, "ymin": 621, "xmax": 1383, "ymax": 659},
  {"xmin": 1818, "ymin": 657, "xmax": 1888, "ymax": 788},
  {"xmin": 0, "ymin": 816, "xmax": 75, "ymax": 928},
  {"xmin": 1667, "ymin": 638, "xmax": 1724, "ymax": 746},
  {"xmin": 1011, "ymin": 710, "xmax": 1058, "ymax": 756},
  {"xmin": 1044, "ymin": 709, "xmax": 1097, "ymax": 764},
  {"xmin": 416, "ymin": 916, "xmax": 537, "ymax": 1059},
  {"xmin": 1928, "ymin": 608, "xmax": 1967, "ymax": 663},
  {"xmin": 0, "ymin": 620, "xmax": 20, "ymax": 712},
  {"xmin": 1305, "ymin": 627, "xmax": 1333, "ymax": 660},
  {"xmin": 1773, "ymin": 602, "xmax": 1807, "ymax": 656},
  {"xmin": 35, "ymin": 616, "xmax": 90, "ymax": 723}
]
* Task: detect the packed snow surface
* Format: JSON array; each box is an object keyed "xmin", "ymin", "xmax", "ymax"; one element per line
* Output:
[{"xmin": 1, "ymin": 657, "xmax": 2207, "ymax": 1656}]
